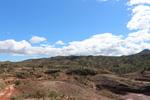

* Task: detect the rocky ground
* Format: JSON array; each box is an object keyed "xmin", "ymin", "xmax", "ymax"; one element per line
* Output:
[
  {"xmin": 0, "ymin": 84, "xmax": 16, "ymax": 100},
  {"xmin": 1, "ymin": 54, "xmax": 150, "ymax": 100},
  {"xmin": 118, "ymin": 93, "xmax": 150, "ymax": 100}
]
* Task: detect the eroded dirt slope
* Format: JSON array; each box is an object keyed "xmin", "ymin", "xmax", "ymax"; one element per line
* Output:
[
  {"xmin": 19, "ymin": 80, "xmax": 113, "ymax": 100},
  {"xmin": 0, "ymin": 84, "xmax": 16, "ymax": 100}
]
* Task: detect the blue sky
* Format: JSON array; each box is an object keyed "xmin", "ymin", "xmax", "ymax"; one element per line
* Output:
[{"xmin": 0, "ymin": 0, "xmax": 150, "ymax": 61}]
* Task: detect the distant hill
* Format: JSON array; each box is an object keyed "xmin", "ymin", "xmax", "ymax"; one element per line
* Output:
[
  {"xmin": 5, "ymin": 49, "xmax": 146, "ymax": 74},
  {"xmin": 138, "ymin": 49, "xmax": 150, "ymax": 54},
  {"xmin": 1, "ymin": 49, "xmax": 150, "ymax": 75}
]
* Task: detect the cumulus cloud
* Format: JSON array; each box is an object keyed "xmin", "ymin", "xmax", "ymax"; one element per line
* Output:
[
  {"xmin": 125, "ymin": 0, "xmax": 150, "ymax": 53},
  {"xmin": 127, "ymin": 5, "xmax": 150, "ymax": 30},
  {"xmin": 0, "ymin": 32, "xmax": 148, "ymax": 56},
  {"xmin": 68, "ymin": 33, "xmax": 124, "ymax": 55},
  {"xmin": 30, "ymin": 36, "xmax": 46, "ymax": 43},
  {"xmin": 0, "ymin": 39, "xmax": 31, "ymax": 54},
  {"xmin": 126, "ymin": 29, "xmax": 150, "ymax": 43},
  {"xmin": 55, "ymin": 41, "xmax": 65, "ymax": 45}
]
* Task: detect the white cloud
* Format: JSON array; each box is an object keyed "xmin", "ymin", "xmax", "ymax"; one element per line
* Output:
[
  {"xmin": 0, "ymin": 32, "xmax": 148, "ymax": 56},
  {"xmin": 97, "ymin": 0, "xmax": 120, "ymax": 3},
  {"xmin": 30, "ymin": 36, "xmax": 46, "ymax": 43},
  {"xmin": 125, "ymin": 0, "xmax": 150, "ymax": 53},
  {"xmin": 97, "ymin": 0, "xmax": 107, "ymax": 3},
  {"xmin": 127, "ymin": 5, "xmax": 150, "ymax": 30},
  {"xmin": 0, "ymin": 39, "xmax": 31, "ymax": 54},
  {"xmin": 127, "ymin": 0, "xmax": 150, "ymax": 6},
  {"xmin": 40, "ymin": 44, "xmax": 49, "ymax": 47},
  {"xmin": 126, "ymin": 29, "xmax": 150, "ymax": 43},
  {"xmin": 55, "ymin": 41, "xmax": 65, "ymax": 45},
  {"xmin": 12, "ymin": 54, "xmax": 25, "ymax": 56},
  {"xmin": 67, "ymin": 33, "xmax": 126, "ymax": 56}
]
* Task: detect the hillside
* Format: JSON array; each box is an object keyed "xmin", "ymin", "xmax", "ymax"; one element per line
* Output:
[
  {"xmin": 12, "ymin": 49, "xmax": 150, "ymax": 74},
  {"xmin": 0, "ymin": 49, "xmax": 150, "ymax": 100}
]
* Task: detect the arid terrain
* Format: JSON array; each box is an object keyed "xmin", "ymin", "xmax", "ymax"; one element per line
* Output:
[{"xmin": 1, "ymin": 49, "xmax": 150, "ymax": 100}]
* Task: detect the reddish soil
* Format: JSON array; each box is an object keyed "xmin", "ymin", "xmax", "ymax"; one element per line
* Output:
[
  {"xmin": 61, "ymin": 75, "xmax": 69, "ymax": 80},
  {"xmin": 0, "ymin": 84, "xmax": 16, "ymax": 100}
]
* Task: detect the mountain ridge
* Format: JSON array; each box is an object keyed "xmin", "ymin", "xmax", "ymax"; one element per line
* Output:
[{"xmin": 139, "ymin": 49, "xmax": 150, "ymax": 54}]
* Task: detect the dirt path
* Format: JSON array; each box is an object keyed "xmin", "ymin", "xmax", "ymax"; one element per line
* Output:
[
  {"xmin": 0, "ymin": 84, "xmax": 16, "ymax": 100},
  {"xmin": 118, "ymin": 93, "xmax": 150, "ymax": 100}
]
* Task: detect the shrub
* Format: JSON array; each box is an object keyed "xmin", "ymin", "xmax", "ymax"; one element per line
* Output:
[
  {"xmin": 35, "ymin": 74, "xmax": 42, "ymax": 78},
  {"xmin": 15, "ymin": 80, "xmax": 21, "ymax": 85},
  {"xmin": 34, "ymin": 91, "xmax": 46, "ymax": 99},
  {"xmin": 100, "ymin": 89, "xmax": 116, "ymax": 98},
  {"xmin": 24, "ymin": 81, "xmax": 29, "ymax": 85},
  {"xmin": 10, "ymin": 95, "xmax": 23, "ymax": 100},
  {"xmin": 48, "ymin": 91, "xmax": 58, "ymax": 98}
]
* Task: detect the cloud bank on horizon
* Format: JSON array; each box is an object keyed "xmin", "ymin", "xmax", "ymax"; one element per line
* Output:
[{"xmin": 0, "ymin": 0, "xmax": 150, "ymax": 57}]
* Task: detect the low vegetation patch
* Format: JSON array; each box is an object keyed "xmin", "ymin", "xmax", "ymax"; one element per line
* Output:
[
  {"xmin": 99, "ymin": 89, "xmax": 116, "ymax": 98},
  {"xmin": 15, "ymin": 80, "xmax": 21, "ymax": 85}
]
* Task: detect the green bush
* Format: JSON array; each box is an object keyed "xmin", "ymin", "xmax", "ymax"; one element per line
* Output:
[
  {"xmin": 10, "ymin": 95, "xmax": 23, "ymax": 100},
  {"xmin": 15, "ymin": 80, "xmax": 21, "ymax": 85},
  {"xmin": 100, "ymin": 89, "xmax": 116, "ymax": 98},
  {"xmin": 24, "ymin": 81, "xmax": 29, "ymax": 85},
  {"xmin": 35, "ymin": 74, "xmax": 42, "ymax": 78},
  {"xmin": 34, "ymin": 91, "xmax": 46, "ymax": 99},
  {"xmin": 48, "ymin": 91, "xmax": 58, "ymax": 98}
]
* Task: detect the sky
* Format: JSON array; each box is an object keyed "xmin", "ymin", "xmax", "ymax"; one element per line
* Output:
[{"xmin": 0, "ymin": 0, "xmax": 150, "ymax": 62}]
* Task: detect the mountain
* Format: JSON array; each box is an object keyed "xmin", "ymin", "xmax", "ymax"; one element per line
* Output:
[
  {"xmin": 139, "ymin": 49, "xmax": 150, "ymax": 54},
  {"xmin": 1, "ymin": 49, "xmax": 150, "ymax": 75},
  {"xmin": 7, "ymin": 49, "xmax": 149, "ymax": 75}
]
